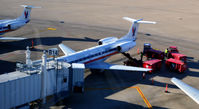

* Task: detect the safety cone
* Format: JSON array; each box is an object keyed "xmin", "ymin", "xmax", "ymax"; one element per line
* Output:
[
  {"xmin": 137, "ymin": 48, "xmax": 140, "ymax": 54},
  {"xmin": 165, "ymin": 84, "xmax": 169, "ymax": 93},
  {"xmin": 142, "ymin": 73, "xmax": 146, "ymax": 79},
  {"xmin": 31, "ymin": 40, "xmax": 34, "ymax": 49},
  {"xmin": 151, "ymin": 78, "xmax": 154, "ymax": 85}
]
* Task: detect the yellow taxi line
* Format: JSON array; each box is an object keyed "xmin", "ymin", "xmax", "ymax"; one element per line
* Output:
[
  {"xmin": 47, "ymin": 27, "xmax": 56, "ymax": 30},
  {"xmin": 130, "ymin": 86, "xmax": 152, "ymax": 109},
  {"xmin": 85, "ymin": 86, "xmax": 152, "ymax": 109}
]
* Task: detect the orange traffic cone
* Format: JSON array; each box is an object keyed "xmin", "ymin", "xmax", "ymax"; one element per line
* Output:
[
  {"xmin": 137, "ymin": 48, "xmax": 140, "ymax": 54},
  {"xmin": 165, "ymin": 84, "xmax": 168, "ymax": 93},
  {"xmin": 31, "ymin": 40, "xmax": 34, "ymax": 49}
]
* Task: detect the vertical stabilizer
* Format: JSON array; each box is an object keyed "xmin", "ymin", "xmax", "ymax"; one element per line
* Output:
[
  {"xmin": 121, "ymin": 17, "xmax": 156, "ymax": 41},
  {"xmin": 17, "ymin": 5, "xmax": 40, "ymax": 21}
]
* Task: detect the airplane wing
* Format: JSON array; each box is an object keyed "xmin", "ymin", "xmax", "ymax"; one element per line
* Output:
[
  {"xmin": 86, "ymin": 62, "xmax": 151, "ymax": 72},
  {"xmin": 0, "ymin": 19, "xmax": 11, "ymax": 23},
  {"xmin": 59, "ymin": 44, "xmax": 75, "ymax": 56},
  {"xmin": 171, "ymin": 77, "xmax": 199, "ymax": 104},
  {"xmin": 0, "ymin": 37, "xmax": 26, "ymax": 40}
]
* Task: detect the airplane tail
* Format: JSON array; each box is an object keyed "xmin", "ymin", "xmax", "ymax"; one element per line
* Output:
[
  {"xmin": 17, "ymin": 5, "xmax": 40, "ymax": 21},
  {"xmin": 120, "ymin": 17, "xmax": 156, "ymax": 41}
]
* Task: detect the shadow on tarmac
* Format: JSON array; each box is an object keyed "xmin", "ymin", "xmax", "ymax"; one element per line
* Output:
[
  {"xmin": 57, "ymin": 70, "xmax": 170, "ymax": 109},
  {"xmin": 0, "ymin": 36, "xmax": 99, "ymax": 54},
  {"xmin": 0, "ymin": 60, "xmax": 16, "ymax": 74},
  {"xmin": 60, "ymin": 95, "xmax": 168, "ymax": 109}
]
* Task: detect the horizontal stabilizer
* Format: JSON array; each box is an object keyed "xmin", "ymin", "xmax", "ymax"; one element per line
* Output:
[
  {"xmin": 123, "ymin": 17, "xmax": 156, "ymax": 24},
  {"xmin": 86, "ymin": 62, "xmax": 151, "ymax": 72},
  {"xmin": 59, "ymin": 43, "xmax": 75, "ymax": 56},
  {"xmin": 0, "ymin": 37, "xmax": 26, "ymax": 40},
  {"xmin": 171, "ymin": 77, "xmax": 199, "ymax": 104},
  {"xmin": 21, "ymin": 5, "xmax": 41, "ymax": 9}
]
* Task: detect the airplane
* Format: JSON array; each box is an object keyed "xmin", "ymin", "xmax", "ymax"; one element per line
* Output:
[
  {"xmin": 56, "ymin": 17, "xmax": 156, "ymax": 72},
  {"xmin": 171, "ymin": 77, "xmax": 199, "ymax": 104},
  {"xmin": 0, "ymin": 5, "xmax": 40, "ymax": 40}
]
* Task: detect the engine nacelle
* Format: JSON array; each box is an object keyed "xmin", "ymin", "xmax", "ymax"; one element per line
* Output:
[
  {"xmin": 98, "ymin": 37, "xmax": 118, "ymax": 45},
  {"xmin": 116, "ymin": 42, "xmax": 136, "ymax": 53},
  {"xmin": 7, "ymin": 22, "xmax": 25, "ymax": 30}
]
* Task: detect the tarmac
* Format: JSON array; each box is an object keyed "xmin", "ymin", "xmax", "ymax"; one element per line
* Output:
[{"xmin": 0, "ymin": 0, "xmax": 199, "ymax": 108}]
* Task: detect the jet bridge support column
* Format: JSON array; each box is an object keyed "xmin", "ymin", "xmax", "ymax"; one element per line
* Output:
[
  {"xmin": 41, "ymin": 51, "xmax": 47, "ymax": 104},
  {"xmin": 25, "ymin": 46, "xmax": 32, "ymax": 67}
]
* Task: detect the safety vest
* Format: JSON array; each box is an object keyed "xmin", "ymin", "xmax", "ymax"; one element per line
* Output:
[{"xmin": 165, "ymin": 49, "xmax": 168, "ymax": 54}]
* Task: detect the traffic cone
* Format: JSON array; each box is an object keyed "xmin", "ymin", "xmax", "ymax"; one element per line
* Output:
[
  {"xmin": 165, "ymin": 84, "xmax": 168, "ymax": 93},
  {"xmin": 137, "ymin": 48, "xmax": 140, "ymax": 54},
  {"xmin": 142, "ymin": 73, "xmax": 146, "ymax": 79},
  {"xmin": 151, "ymin": 78, "xmax": 154, "ymax": 85},
  {"xmin": 31, "ymin": 40, "xmax": 34, "ymax": 49}
]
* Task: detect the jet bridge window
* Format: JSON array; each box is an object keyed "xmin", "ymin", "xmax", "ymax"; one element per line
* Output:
[{"xmin": 63, "ymin": 78, "xmax": 67, "ymax": 83}]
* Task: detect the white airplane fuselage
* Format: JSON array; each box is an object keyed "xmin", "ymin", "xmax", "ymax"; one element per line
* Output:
[
  {"xmin": 57, "ymin": 39, "xmax": 136, "ymax": 65},
  {"xmin": 0, "ymin": 19, "xmax": 29, "ymax": 35}
]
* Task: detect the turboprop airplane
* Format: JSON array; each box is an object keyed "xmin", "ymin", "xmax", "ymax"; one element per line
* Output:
[
  {"xmin": 56, "ymin": 17, "xmax": 156, "ymax": 72},
  {"xmin": 0, "ymin": 5, "xmax": 40, "ymax": 40},
  {"xmin": 171, "ymin": 77, "xmax": 199, "ymax": 104}
]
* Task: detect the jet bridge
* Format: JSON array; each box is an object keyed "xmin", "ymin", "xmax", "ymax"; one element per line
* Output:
[{"xmin": 0, "ymin": 47, "xmax": 85, "ymax": 109}]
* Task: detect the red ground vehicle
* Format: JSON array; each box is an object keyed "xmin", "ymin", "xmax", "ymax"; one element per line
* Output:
[
  {"xmin": 166, "ymin": 58, "xmax": 187, "ymax": 73},
  {"xmin": 143, "ymin": 59, "xmax": 162, "ymax": 73},
  {"xmin": 167, "ymin": 46, "xmax": 180, "ymax": 58},
  {"xmin": 170, "ymin": 53, "xmax": 187, "ymax": 63},
  {"xmin": 143, "ymin": 43, "xmax": 164, "ymax": 60},
  {"xmin": 123, "ymin": 44, "xmax": 187, "ymax": 74},
  {"xmin": 168, "ymin": 46, "xmax": 179, "ymax": 53}
]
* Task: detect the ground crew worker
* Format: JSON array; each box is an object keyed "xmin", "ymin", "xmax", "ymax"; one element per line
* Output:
[
  {"xmin": 165, "ymin": 48, "xmax": 168, "ymax": 58},
  {"xmin": 140, "ymin": 52, "xmax": 143, "ymax": 61}
]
